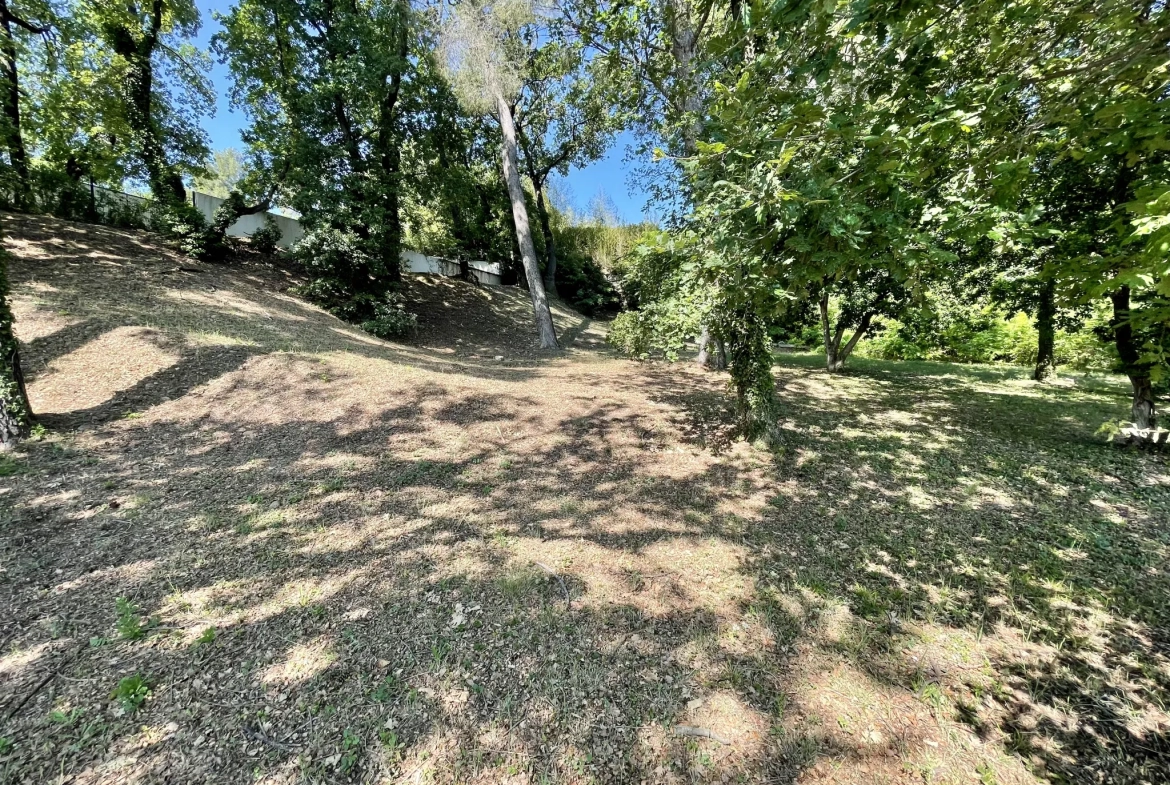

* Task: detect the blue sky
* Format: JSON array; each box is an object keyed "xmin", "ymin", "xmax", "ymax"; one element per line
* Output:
[{"xmin": 193, "ymin": 1, "xmax": 651, "ymax": 223}]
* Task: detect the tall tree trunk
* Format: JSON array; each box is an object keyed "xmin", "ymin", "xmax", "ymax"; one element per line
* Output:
[
  {"xmin": 0, "ymin": 1, "xmax": 31, "ymax": 211},
  {"xmin": 496, "ymin": 94, "xmax": 558, "ymax": 350},
  {"xmin": 0, "ymin": 241, "xmax": 30, "ymax": 447},
  {"xmin": 1110, "ymin": 286, "xmax": 1156, "ymax": 430},
  {"xmin": 375, "ymin": 12, "xmax": 407, "ymax": 285},
  {"xmin": 1033, "ymin": 277, "xmax": 1057, "ymax": 381},
  {"xmin": 534, "ymin": 179, "xmax": 558, "ymax": 297}
]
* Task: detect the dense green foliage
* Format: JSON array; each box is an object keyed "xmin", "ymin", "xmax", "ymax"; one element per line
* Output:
[
  {"xmin": 0, "ymin": 0, "xmax": 1166, "ymax": 441},
  {"xmin": 602, "ymin": 0, "xmax": 1169, "ymax": 434}
]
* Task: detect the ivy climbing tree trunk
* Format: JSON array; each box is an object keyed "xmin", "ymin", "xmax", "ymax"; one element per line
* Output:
[
  {"xmin": 497, "ymin": 93, "xmax": 558, "ymax": 350},
  {"xmin": 1033, "ymin": 277, "xmax": 1057, "ymax": 382},
  {"xmin": 0, "ymin": 240, "xmax": 31, "ymax": 447},
  {"xmin": 1110, "ymin": 286, "xmax": 1156, "ymax": 431}
]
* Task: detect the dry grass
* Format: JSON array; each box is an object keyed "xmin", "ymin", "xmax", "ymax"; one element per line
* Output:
[{"xmin": 0, "ymin": 214, "xmax": 1167, "ymax": 785}]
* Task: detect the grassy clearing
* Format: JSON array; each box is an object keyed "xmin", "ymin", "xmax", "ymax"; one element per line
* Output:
[{"xmin": 0, "ymin": 214, "xmax": 1167, "ymax": 784}]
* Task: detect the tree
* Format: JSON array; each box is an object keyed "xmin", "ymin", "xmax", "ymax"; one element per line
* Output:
[
  {"xmin": 631, "ymin": 0, "xmax": 1169, "ymax": 440},
  {"xmin": 0, "ymin": 233, "xmax": 31, "ymax": 447},
  {"xmin": 0, "ymin": 0, "xmax": 51, "ymax": 210},
  {"xmin": 817, "ymin": 274, "xmax": 910, "ymax": 373},
  {"xmin": 192, "ymin": 147, "xmax": 245, "ymax": 197},
  {"xmin": 438, "ymin": 0, "xmax": 558, "ymax": 349},
  {"xmin": 86, "ymin": 0, "xmax": 212, "ymax": 206},
  {"xmin": 515, "ymin": 37, "xmax": 615, "ymax": 296},
  {"xmin": 556, "ymin": 0, "xmax": 732, "ymax": 368},
  {"xmin": 216, "ymin": 0, "xmax": 413, "ymax": 325}
]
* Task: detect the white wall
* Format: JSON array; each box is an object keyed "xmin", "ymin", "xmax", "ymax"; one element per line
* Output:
[
  {"xmin": 190, "ymin": 191, "xmax": 304, "ymax": 247},
  {"xmin": 190, "ymin": 191, "xmax": 500, "ymax": 284}
]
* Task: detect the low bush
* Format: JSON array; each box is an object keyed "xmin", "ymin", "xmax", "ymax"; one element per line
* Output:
[{"xmin": 249, "ymin": 216, "xmax": 283, "ymax": 255}]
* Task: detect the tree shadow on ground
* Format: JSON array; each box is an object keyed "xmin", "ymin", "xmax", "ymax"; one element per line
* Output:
[{"xmin": 2, "ymin": 213, "xmax": 1167, "ymax": 784}]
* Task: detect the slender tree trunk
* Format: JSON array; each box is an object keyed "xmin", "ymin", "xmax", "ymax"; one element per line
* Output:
[
  {"xmin": 0, "ymin": 242, "xmax": 31, "ymax": 447},
  {"xmin": 496, "ymin": 94, "xmax": 558, "ymax": 350},
  {"xmin": 820, "ymin": 291, "xmax": 872, "ymax": 372},
  {"xmin": 819, "ymin": 292, "xmax": 843, "ymax": 372},
  {"xmin": 837, "ymin": 312, "xmax": 873, "ymax": 368},
  {"xmin": 534, "ymin": 180, "xmax": 558, "ymax": 297},
  {"xmin": 1033, "ymin": 277, "xmax": 1057, "ymax": 381},
  {"xmin": 1110, "ymin": 286, "xmax": 1156, "ymax": 430},
  {"xmin": 0, "ymin": 3, "xmax": 31, "ymax": 211}
]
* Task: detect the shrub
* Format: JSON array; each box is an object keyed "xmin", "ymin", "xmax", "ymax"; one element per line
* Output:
[
  {"xmin": 292, "ymin": 226, "xmax": 379, "ymax": 320},
  {"xmin": 553, "ymin": 248, "xmax": 621, "ymax": 316},
  {"xmin": 292, "ymin": 226, "xmax": 416, "ymax": 338},
  {"xmin": 250, "ymin": 216, "xmax": 283, "ymax": 255},
  {"xmin": 360, "ymin": 291, "xmax": 418, "ymax": 339},
  {"xmin": 607, "ymin": 300, "xmax": 699, "ymax": 360}
]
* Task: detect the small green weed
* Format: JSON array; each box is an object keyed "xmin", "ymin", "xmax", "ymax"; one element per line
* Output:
[
  {"xmin": 0, "ymin": 454, "xmax": 24, "ymax": 477},
  {"xmin": 115, "ymin": 597, "xmax": 147, "ymax": 641},
  {"xmin": 49, "ymin": 707, "xmax": 84, "ymax": 726},
  {"xmin": 196, "ymin": 626, "xmax": 217, "ymax": 645},
  {"xmin": 112, "ymin": 675, "xmax": 150, "ymax": 712},
  {"xmin": 340, "ymin": 729, "xmax": 362, "ymax": 772},
  {"xmin": 371, "ymin": 675, "xmax": 397, "ymax": 703}
]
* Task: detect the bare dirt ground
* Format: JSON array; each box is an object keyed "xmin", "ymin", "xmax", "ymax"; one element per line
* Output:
[{"xmin": 1, "ymin": 213, "xmax": 1167, "ymax": 785}]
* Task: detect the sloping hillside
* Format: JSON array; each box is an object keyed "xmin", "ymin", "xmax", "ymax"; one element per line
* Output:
[
  {"xmin": 3, "ymin": 214, "xmax": 605, "ymax": 431},
  {"xmin": 0, "ymin": 213, "xmax": 1166, "ymax": 785}
]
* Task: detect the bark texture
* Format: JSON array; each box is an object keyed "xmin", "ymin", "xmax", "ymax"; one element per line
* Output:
[
  {"xmin": 1110, "ymin": 286, "xmax": 1156, "ymax": 430},
  {"xmin": 497, "ymin": 94, "xmax": 559, "ymax": 350},
  {"xmin": 1033, "ymin": 278, "xmax": 1057, "ymax": 382}
]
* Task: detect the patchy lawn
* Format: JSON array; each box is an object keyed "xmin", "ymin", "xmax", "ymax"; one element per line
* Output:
[{"xmin": 0, "ymin": 213, "xmax": 1167, "ymax": 785}]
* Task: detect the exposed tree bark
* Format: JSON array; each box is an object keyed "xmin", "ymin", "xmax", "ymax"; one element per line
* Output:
[
  {"xmin": 0, "ymin": 241, "xmax": 31, "ymax": 447},
  {"xmin": 435, "ymin": 144, "xmax": 472, "ymax": 280},
  {"xmin": 1033, "ymin": 277, "xmax": 1057, "ymax": 382},
  {"xmin": 1110, "ymin": 286, "xmax": 1156, "ymax": 430},
  {"xmin": 496, "ymin": 94, "xmax": 558, "ymax": 349},
  {"xmin": 0, "ymin": 0, "xmax": 45, "ymax": 211},
  {"xmin": 820, "ymin": 291, "xmax": 874, "ymax": 372},
  {"xmin": 374, "ymin": 12, "xmax": 408, "ymax": 284},
  {"xmin": 533, "ymin": 179, "xmax": 558, "ymax": 297},
  {"xmin": 696, "ymin": 324, "xmax": 726, "ymax": 370}
]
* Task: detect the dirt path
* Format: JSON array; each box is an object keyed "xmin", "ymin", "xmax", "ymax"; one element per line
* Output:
[{"xmin": 1, "ymin": 215, "xmax": 1166, "ymax": 784}]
